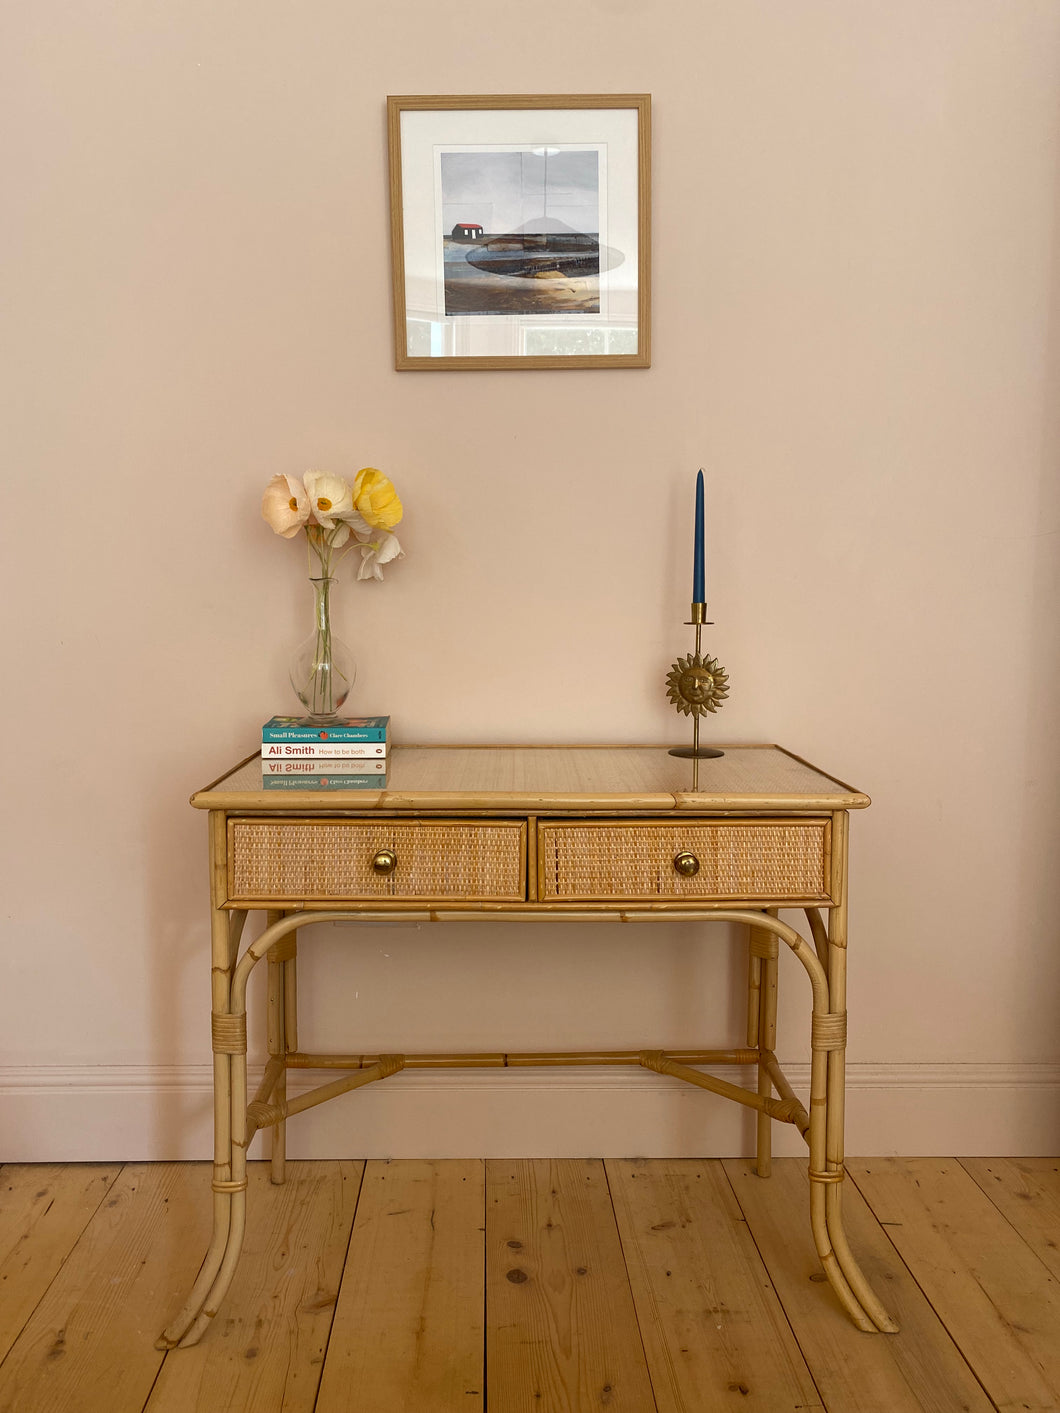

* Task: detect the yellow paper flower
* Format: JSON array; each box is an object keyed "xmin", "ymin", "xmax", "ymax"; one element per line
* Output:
[
  {"xmin": 351, "ymin": 467, "xmax": 403, "ymax": 531},
  {"xmin": 303, "ymin": 471, "xmax": 353, "ymax": 529},
  {"xmin": 262, "ymin": 474, "xmax": 310, "ymax": 538}
]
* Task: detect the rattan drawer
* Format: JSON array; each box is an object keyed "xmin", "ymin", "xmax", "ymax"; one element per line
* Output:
[
  {"xmin": 536, "ymin": 818, "xmax": 832, "ymax": 903},
  {"xmin": 227, "ymin": 818, "xmax": 527, "ymax": 902}
]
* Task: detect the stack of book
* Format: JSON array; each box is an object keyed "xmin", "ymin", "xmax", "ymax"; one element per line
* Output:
[{"xmin": 260, "ymin": 715, "xmax": 389, "ymax": 790}]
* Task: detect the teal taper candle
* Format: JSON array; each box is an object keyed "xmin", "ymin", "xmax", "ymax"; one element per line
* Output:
[{"xmin": 693, "ymin": 470, "xmax": 705, "ymax": 603}]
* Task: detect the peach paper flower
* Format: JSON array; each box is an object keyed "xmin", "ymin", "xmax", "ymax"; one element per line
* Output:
[{"xmin": 261, "ymin": 474, "xmax": 310, "ymax": 538}]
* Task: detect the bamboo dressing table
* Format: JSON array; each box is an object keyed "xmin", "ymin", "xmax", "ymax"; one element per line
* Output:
[{"xmin": 159, "ymin": 743, "xmax": 897, "ymax": 1348}]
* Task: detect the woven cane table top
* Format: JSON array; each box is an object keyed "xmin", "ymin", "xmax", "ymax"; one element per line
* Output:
[{"xmin": 193, "ymin": 745, "xmax": 869, "ymax": 813}]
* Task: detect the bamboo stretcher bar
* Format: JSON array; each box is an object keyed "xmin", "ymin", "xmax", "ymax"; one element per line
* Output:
[
  {"xmin": 246, "ymin": 1055, "xmax": 405, "ymax": 1137},
  {"xmin": 761, "ymin": 1050, "xmax": 810, "ymax": 1136},
  {"xmin": 639, "ymin": 1051, "xmax": 807, "ymax": 1125},
  {"xmin": 255, "ymin": 1047, "xmax": 795, "ymax": 1131},
  {"xmin": 283, "ymin": 1047, "xmax": 763, "ymax": 1070},
  {"xmin": 251, "ymin": 1056, "xmax": 285, "ymax": 1109}
]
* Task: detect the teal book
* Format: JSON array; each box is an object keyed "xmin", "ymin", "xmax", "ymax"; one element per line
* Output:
[
  {"xmin": 261, "ymin": 772, "xmax": 387, "ymax": 791},
  {"xmin": 262, "ymin": 715, "xmax": 389, "ymax": 743}
]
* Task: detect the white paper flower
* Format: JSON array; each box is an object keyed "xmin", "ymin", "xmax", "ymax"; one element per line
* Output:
[
  {"xmin": 337, "ymin": 505, "xmax": 373, "ymax": 538},
  {"xmin": 356, "ymin": 530, "xmax": 404, "ymax": 581},
  {"xmin": 303, "ymin": 471, "xmax": 353, "ymax": 529},
  {"xmin": 311, "ymin": 520, "xmax": 352, "ymax": 551},
  {"xmin": 261, "ymin": 474, "xmax": 310, "ymax": 538}
]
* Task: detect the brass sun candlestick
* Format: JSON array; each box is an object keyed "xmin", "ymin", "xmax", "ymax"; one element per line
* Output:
[
  {"xmin": 667, "ymin": 472, "xmax": 728, "ymax": 788},
  {"xmin": 666, "ymin": 602, "xmax": 729, "ymax": 771}
]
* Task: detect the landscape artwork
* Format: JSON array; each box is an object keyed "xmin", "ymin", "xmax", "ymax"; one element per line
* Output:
[{"xmin": 440, "ymin": 148, "xmax": 609, "ymax": 315}]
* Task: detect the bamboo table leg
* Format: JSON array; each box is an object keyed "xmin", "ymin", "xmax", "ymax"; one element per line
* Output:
[
  {"xmin": 177, "ymin": 1012, "xmax": 251, "ymax": 1348},
  {"xmin": 728, "ymin": 908, "xmax": 895, "ymax": 1333},
  {"xmin": 817, "ymin": 814, "xmax": 900, "ymax": 1333},
  {"xmin": 752, "ymin": 913, "xmax": 779, "ymax": 1178},
  {"xmin": 170, "ymin": 915, "xmax": 299, "ymax": 1347},
  {"xmin": 266, "ymin": 916, "xmax": 298, "ymax": 1186},
  {"xmin": 160, "ymin": 909, "xmax": 404, "ymax": 1347},
  {"xmin": 157, "ymin": 813, "xmax": 246, "ymax": 1350},
  {"xmin": 742, "ymin": 912, "xmax": 878, "ymax": 1332}
]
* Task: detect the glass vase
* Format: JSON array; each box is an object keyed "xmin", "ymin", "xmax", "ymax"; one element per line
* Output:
[{"xmin": 288, "ymin": 575, "xmax": 356, "ymax": 723}]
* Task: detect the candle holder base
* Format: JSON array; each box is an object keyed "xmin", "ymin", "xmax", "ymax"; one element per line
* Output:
[{"xmin": 668, "ymin": 745, "xmax": 725, "ymax": 759}]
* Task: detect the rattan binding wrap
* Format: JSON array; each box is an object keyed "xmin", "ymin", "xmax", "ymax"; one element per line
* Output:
[
  {"xmin": 229, "ymin": 819, "xmax": 526, "ymax": 901},
  {"xmin": 211, "ymin": 1013, "xmax": 247, "ymax": 1054},
  {"xmin": 538, "ymin": 820, "xmax": 831, "ymax": 901}
]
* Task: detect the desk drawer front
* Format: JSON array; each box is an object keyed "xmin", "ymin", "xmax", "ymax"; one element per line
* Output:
[
  {"xmin": 228, "ymin": 819, "xmax": 526, "ymax": 901},
  {"xmin": 537, "ymin": 819, "xmax": 832, "ymax": 902}
]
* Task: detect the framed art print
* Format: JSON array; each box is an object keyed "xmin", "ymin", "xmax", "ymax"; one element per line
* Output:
[{"xmin": 387, "ymin": 94, "xmax": 651, "ymax": 370}]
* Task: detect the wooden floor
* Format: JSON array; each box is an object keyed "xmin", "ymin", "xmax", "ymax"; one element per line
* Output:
[{"xmin": 0, "ymin": 1158, "xmax": 1058, "ymax": 1412}]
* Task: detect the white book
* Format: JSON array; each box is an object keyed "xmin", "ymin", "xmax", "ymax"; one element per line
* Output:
[
  {"xmin": 262, "ymin": 756, "xmax": 387, "ymax": 775},
  {"xmin": 261, "ymin": 741, "xmax": 388, "ymax": 759}
]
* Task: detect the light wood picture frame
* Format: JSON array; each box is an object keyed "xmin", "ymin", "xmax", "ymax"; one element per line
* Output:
[{"xmin": 387, "ymin": 94, "xmax": 651, "ymax": 371}]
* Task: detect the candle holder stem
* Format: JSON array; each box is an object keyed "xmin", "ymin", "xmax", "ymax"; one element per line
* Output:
[{"xmin": 667, "ymin": 601, "xmax": 727, "ymax": 768}]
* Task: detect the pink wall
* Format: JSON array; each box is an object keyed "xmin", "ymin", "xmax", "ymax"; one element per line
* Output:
[{"xmin": 3, "ymin": 0, "xmax": 1059, "ymax": 1156}]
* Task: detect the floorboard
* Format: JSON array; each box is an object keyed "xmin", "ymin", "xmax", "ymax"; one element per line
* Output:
[
  {"xmin": 145, "ymin": 1161, "xmax": 362, "ymax": 1413},
  {"xmin": 960, "ymin": 1157, "xmax": 1060, "ymax": 1281},
  {"xmin": 725, "ymin": 1158, "xmax": 995, "ymax": 1413},
  {"xmin": 850, "ymin": 1157, "xmax": 1060, "ymax": 1413},
  {"xmin": 314, "ymin": 1158, "xmax": 484, "ymax": 1413},
  {"xmin": 2, "ymin": 1156, "xmax": 1056, "ymax": 1413},
  {"xmin": 0, "ymin": 1164, "xmax": 210, "ymax": 1413},
  {"xmin": 485, "ymin": 1158, "xmax": 656, "ymax": 1413},
  {"xmin": 607, "ymin": 1158, "xmax": 822, "ymax": 1412},
  {"xmin": 0, "ymin": 1164, "xmax": 122, "ymax": 1369}
]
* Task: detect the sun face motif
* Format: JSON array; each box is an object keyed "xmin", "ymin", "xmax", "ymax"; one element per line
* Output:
[{"xmin": 666, "ymin": 652, "xmax": 730, "ymax": 717}]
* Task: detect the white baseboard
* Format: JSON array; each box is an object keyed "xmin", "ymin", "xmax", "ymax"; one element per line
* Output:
[{"xmin": 2, "ymin": 1062, "xmax": 1058, "ymax": 1162}]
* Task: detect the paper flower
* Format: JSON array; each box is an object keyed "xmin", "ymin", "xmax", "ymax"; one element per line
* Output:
[
  {"xmin": 303, "ymin": 471, "xmax": 354, "ymax": 529},
  {"xmin": 261, "ymin": 474, "xmax": 310, "ymax": 538},
  {"xmin": 262, "ymin": 467, "xmax": 407, "ymax": 582},
  {"xmin": 351, "ymin": 468, "xmax": 403, "ymax": 531},
  {"xmin": 356, "ymin": 531, "xmax": 404, "ymax": 581}
]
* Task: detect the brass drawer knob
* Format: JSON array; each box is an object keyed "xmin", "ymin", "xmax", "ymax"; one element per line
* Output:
[
  {"xmin": 673, "ymin": 851, "xmax": 700, "ymax": 877},
  {"xmin": 372, "ymin": 849, "xmax": 398, "ymax": 875}
]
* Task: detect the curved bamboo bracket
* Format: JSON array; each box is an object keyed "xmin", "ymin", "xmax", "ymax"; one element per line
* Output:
[
  {"xmin": 223, "ymin": 906, "xmax": 832, "ymax": 1016},
  {"xmin": 230, "ymin": 911, "xmax": 371, "ymax": 1011}
]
